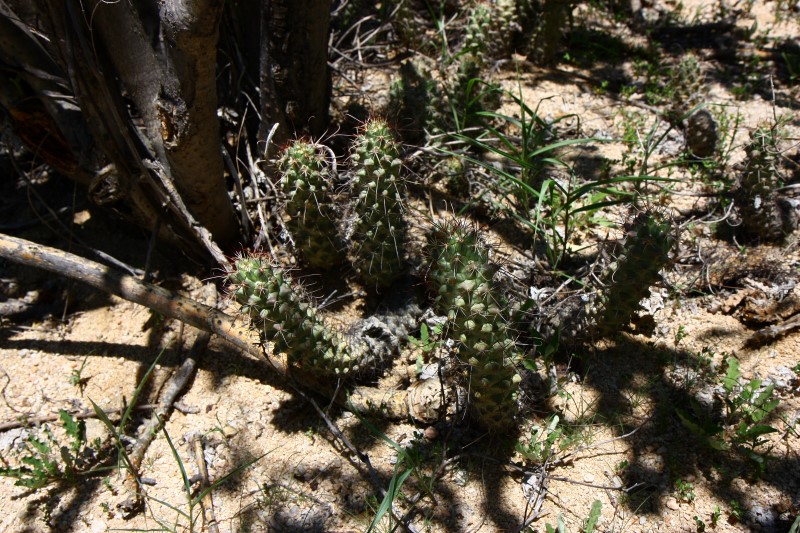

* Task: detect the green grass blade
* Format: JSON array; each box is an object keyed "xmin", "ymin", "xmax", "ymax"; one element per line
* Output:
[
  {"xmin": 367, "ymin": 465, "xmax": 413, "ymax": 533},
  {"xmin": 192, "ymin": 451, "xmax": 270, "ymax": 507},
  {"xmin": 160, "ymin": 422, "xmax": 192, "ymax": 498},
  {"xmin": 120, "ymin": 348, "xmax": 166, "ymax": 431}
]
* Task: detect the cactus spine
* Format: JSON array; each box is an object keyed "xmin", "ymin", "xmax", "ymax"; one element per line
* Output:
[
  {"xmin": 428, "ymin": 221, "xmax": 520, "ymax": 432},
  {"xmin": 735, "ymin": 124, "xmax": 786, "ymax": 242},
  {"xmin": 348, "ymin": 119, "xmax": 407, "ymax": 287},
  {"xmin": 227, "ymin": 256, "xmax": 370, "ymax": 376},
  {"xmin": 278, "ymin": 141, "xmax": 343, "ymax": 268}
]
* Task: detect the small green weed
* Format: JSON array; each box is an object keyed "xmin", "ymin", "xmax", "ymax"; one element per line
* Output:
[
  {"xmin": 516, "ymin": 415, "xmax": 584, "ymax": 465},
  {"xmin": 721, "ymin": 357, "xmax": 780, "ymax": 462},
  {"xmin": 69, "ymin": 355, "xmax": 91, "ymax": 394},
  {"xmin": 540, "ymin": 500, "xmax": 601, "ymax": 533},
  {"xmin": 0, "ymin": 410, "xmax": 105, "ymax": 490},
  {"xmin": 711, "ymin": 505, "xmax": 722, "ymax": 527},
  {"xmin": 674, "ymin": 324, "xmax": 688, "ymax": 346},
  {"xmin": 677, "ymin": 356, "xmax": 780, "ymax": 472},
  {"xmin": 450, "ymin": 87, "xmax": 665, "ymax": 268},
  {"xmin": 675, "ymin": 479, "xmax": 696, "ymax": 503},
  {"xmin": 358, "ymin": 417, "xmax": 439, "ymax": 532},
  {"xmin": 694, "ymin": 514, "xmax": 706, "ymax": 532},
  {"xmin": 408, "ymin": 321, "xmax": 445, "ymax": 356},
  {"xmin": 729, "ymin": 499, "xmax": 744, "ymax": 522}
]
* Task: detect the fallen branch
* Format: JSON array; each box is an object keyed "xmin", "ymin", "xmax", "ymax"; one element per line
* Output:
[
  {"xmin": 118, "ymin": 318, "xmax": 210, "ymax": 516},
  {"xmin": 189, "ymin": 432, "xmax": 220, "ymax": 533},
  {"xmin": 0, "ymin": 404, "xmax": 168, "ymax": 432},
  {"xmin": 0, "ymin": 233, "xmax": 451, "ymax": 423},
  {"xmin": 0, "ymin": 232, "xmax": 257, "ymax": 359}
]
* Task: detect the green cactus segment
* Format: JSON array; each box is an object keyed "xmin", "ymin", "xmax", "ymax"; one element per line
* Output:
[
  {"xmin": 227, "ymin": 256, "xmax": 367, "ymax": 376},
  {"xmin": 278, "ymin": 141, "xmax": 343, "ymax": 268},
  {"xmin": 428, "ymin": 222, "xmax": 520, "ymax": 431},
  {"xmin": 463, "ymin": 0, "xmax": 518, "ymax": 61},
  {"xmin": 736, "ymin": 125, "xmax": 785, "ymax": 242},
  {"xmin": 594, "ymin": 212, "xmax": 675, "ymax": 337},
  {"xmin": 348, "ymin": 120, "xmax": 407, "ymax": 287},
  {"xmin": 388, "ymin": 59, "xmax": 448, "ymax": 143}
]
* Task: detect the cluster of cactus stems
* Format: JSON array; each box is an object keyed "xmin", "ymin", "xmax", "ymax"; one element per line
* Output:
[
  {"xmin": 347, "ymin": 119, "xmax": 407, "ymax": 287},
  {"xmin": 428, "ymin": 220, "xmax": 521, "ymax": 432},
  {"xmin": 735, "ymin": 124, "xmax": 786, "ymax": 242},
  {"xmin": 591, "ymin": 211, "xmax": 676, "ymax": 338},
  {"xmin": 278, "ymin": 141, "xmax": 343, "ymax": 269},
  {"xmin": 276, "ymin": 119, "xmax": 408, "ymax": 287},
  {"xmin": 227, "ymin": 256, "xmax": 372, "ymax": 377}
]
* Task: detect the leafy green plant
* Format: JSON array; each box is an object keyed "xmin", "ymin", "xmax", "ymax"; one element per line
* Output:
[
  {"xmin": 0, "ymin": 410, "xmax": 104, "ymax": 490},
  {"xmin": 451, "ymin": 88, "xmax": 658, "ymax": 268},
  {"xmin": 678, "ymin": 356, "xmax": 780, "ymax": 470},
  {"xmin": 694, "ymin": 514, "xmax": 706, "ymax": 532},
  {"xmin": 541, "ymin": 500, "xmax": 601, "ymax": 533},
  {"xmin": 729, "ymin": 499, "xmax": 744, "ymax": 523},
  {"xmin": 357, "ymin": 417, "xmax": 438, "ymax": 533},
  {"xmin": 584, "ymin": 500, "xmax": 602, "ymax": 533},
  {"xmin": 408, "ymin": 321, "xmax": 444, "ymax": 356},
  {"xmin": 69, "ymin": 354, "xmax": 91, "ymax": 393},
  {"xmin": 515, "ymin": 414, "xmax": 574, "ymax": 464},
  {"xmin": 710, "ymin": 505, "xmax": 722, "ymax": 527},
  {"xmin": 721, "ymin": 357, "xmax": 780, "ymax": 457},
  {"xmin": 675, "ymin": 479, "xmax": 696, "ymax": 503}
]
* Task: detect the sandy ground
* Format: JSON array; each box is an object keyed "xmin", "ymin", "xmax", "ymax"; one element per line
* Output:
[{"xmin": 1, "ymin": 1, "xmax": 799, "ymax": 532}]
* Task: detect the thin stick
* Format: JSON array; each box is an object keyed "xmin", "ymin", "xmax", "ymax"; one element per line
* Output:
[
  {"xmin": 118, "ymin": 326, "xmax": 209, "ymax": 515},
  {"xmin": 0, "ymin": 404, "xmax": 163, "ymax": 432},
  {"xmin": 0, "ymin": 232, "xmax": 259, "ymax": 362},
  {"xmin": 190, "ymin": 432, "xmax": 220, "ymax": 533},
  {"xmin": 291, "ymin": 385, "xmax": 420, "ymax": 533}
]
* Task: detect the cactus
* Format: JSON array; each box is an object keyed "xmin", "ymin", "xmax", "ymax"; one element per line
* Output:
[
  {"xmin": 388, "ymin": 59, "xmax": 448, "ymax": 144},
  {"xmin": 524, "ymin": 0, "xmax": 569, "ymax": 66},
  {"xmin": 735, "ymin": 123, "xmax": 787, "ymax": 242},
  {"xmin": 278, "ymin": 140, "xmax": 343, "ymax": 268},
  {"xmin": 685, "ymin": 108, "xmax": 718, "ymax": 159},
  {"xmin": 227, "ymin": 256, "xmax": 373, "ymax": 376},
  {"xmin": 666, "ymin": 53, "xmax": 705, "ymax": 123},
  {"xmin": 463, "ymin": 0, "xmax": 518, "ymax": 60},
  {"xmin": 428, "ymin": 220, "xmax": 520, "ymax": 432},
  {"xmin": 347, "ymin": 119, "xmax": 407, "ymax": 287},
  {"xmin": 593, "ymin": 211, "xmax": 676, "ymax": 337}
]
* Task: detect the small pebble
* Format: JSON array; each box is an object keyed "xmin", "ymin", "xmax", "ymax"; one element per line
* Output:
[
  {"xmin": 222, "ymin": 424, "xmax": 238, "ymax": 438},
  {"xmin": 666, "ymin": 497, "xmax": 680, "ymax": 511},
  {"xmin": 424, "ymin": 426, "xmax": 438, "ymax": 440},
  {"xmin": 583, "ymin": 473, "xmax": 595, "ymax": 483}
]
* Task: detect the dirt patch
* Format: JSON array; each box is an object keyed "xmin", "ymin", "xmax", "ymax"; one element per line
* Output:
[{"xmin": 2, "ymin": 1, "xmax": 800, "ymax": 532}]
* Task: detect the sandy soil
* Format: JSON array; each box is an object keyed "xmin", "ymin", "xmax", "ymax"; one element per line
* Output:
[{"xmin": 1, "ymin": 1, "xmax": 799, "ymax": 532}]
